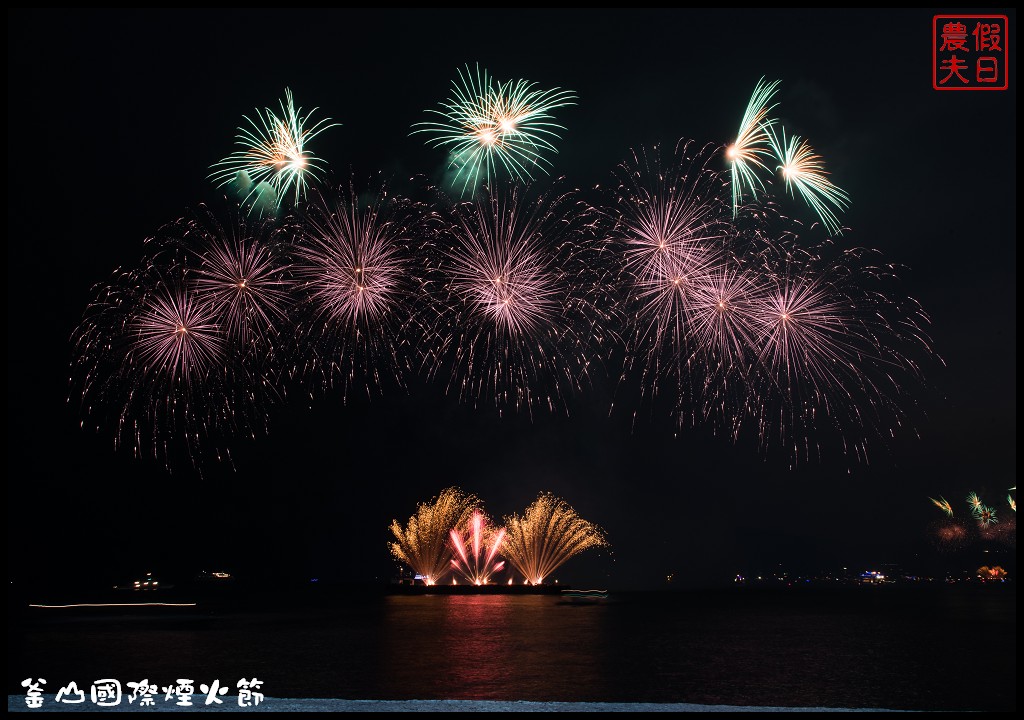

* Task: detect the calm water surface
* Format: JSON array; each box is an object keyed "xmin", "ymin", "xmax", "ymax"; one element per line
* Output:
[{"xmin": 7, "ymin": 587, "xmax": 1016, "ymax": 710}]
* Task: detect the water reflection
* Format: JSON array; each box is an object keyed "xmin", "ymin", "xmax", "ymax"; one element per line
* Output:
[
  {"xmin": 382, "ymin": 594, "xmax": 609, "ymax": 700},
  {"xmin": 440, "ymin": 595, "xmax": 514, "ymax": 694}
]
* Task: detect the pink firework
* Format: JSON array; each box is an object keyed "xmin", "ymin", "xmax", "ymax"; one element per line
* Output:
[
  {"xmin": 295, "ymin": 185, "xmax": 422, "ymax": 398},
  {"xmin": 742, "ymin": 238, "xmax": 934, "ymax": 464},
  {"xmin": 747, "ymin": 267, "xmax": 867, "ymax": 461},
  {"xmin": 426, "ymin": 185, "xmax": 611, "ymax": 416},
  {"xmin": 131, "ymin": 284, "xmax": 224, "ymax": 384},
  {"xmin": 690, "ymin": 264, "xmax": 762, "ymax": 369},
  {"xmin": 750, "ymin": 273, "xmax": 851, "ymax": 392},
  {"xmin": 112, "ymin": 273, "xmax": 229, "ymax": 466},
  {"xmin": 632, "ymin": 246, "xmax": 724, "ymax": 376},
  {"xmin": 447, "ymin": 197, "xmax": 559, "ymax": 337},
  {"xmin": 609, "ymin": 143, "xmax": 936, "ymax": 463},
  {"xmin": 613, "ymin": 142, "xmax": 730, "ymax": 349},
  {"xmin": 615, "ymin": 141, "xmax": 729, "ymax": 263},
  {"xmin": 189, "ymin": 208, "xmax": 293, "ymax": 352},
  {"xmin": 614, "ymin": 143, "xmax": 731, "ymax": 349},
  {"xmin": 688, "ymin": 263, "xmax": 766, "ymax": 438},
  {"xmin": 70, "ymin": 215, "xmax": 281, "ymax": 469},
  {"xmin": 611, "ymin": 141, "xmax": 737, "ymax": 424},
  {"xmin": 930, "ymin": 521, "xmax": 970, "ymax": 551},
  {"xmin": 449, "ymin": 510, "xmax": 506, "ymax": 585}
]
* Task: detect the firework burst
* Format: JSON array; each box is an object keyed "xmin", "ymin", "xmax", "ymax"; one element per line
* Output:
[
  {"xmin": 975, "ymin": 505, "xmax": 998, "ymax": 527},
  {"xmin": 71, "ymin": 256, "xmax": 232, "ymax": 467},
  {"xmin": 423, "ymin": 185, "xmax": 612, "ymax": 416},
  {"xmin": 131, "ymin": 284, "xmax": 225, "ymax": 383},
  {"xmin": 609, "ymin": 140, "xmax": 933, "ymax": 461},
  {"xmin": 966, "ymin": 492, "xmax": 983, "ymax": 513},
  {"xmin": 929, "ymin": 520, "xmax": 970, "ymax": 551},
  {"xmin": 210, "ymin": 88, "xmax": 338, "ymax": 213},
  {"xmin": 610, "ymin": 141, "xmax": 772, "ymax": 436},
  {"xmin": 71, "ymin": 70, "xmax": 938, "ymax": 472},
  {"xmin": 689, "ymin": 264, "xmax": 765, "ymax": 373},
  {"xmin": 926, "ymin": 489, "xmax": 1014, "ymax": 550},
  {"xmin": 725, "ymin": 77, "xmax": 780, "ymax": 217},
  {"xmin": 979, "ymin": 514, "xmax": 1015, "ymax": 546},
  {"xmin": 388, "ymin": 487, "xmax": 481, "ymax": 586},
  {"xmin": 962, "ymin": 492, "xmax": 998, "ymax": 526},
  {"xmin": 502, "ymin": 493, "xmax": 608, "ymax": 585},
  {"xmin": 186, "ymin": 207, "xmax": 294, "ymax": 354},
  {"xmin": 611, "ymin": 142, "xmax": 733, "ymax": 387},
  {"xmin": 69, "ymin": 206, "xmax": 304, "ymax": 469},
  {"xmin": 738, "ymin": 233, "xmax": 934, "ymax": 464},
  {"xmin": 750, "ymin": 271, "xmax": 853, "ymax": 397},
  {"xmin": 294, "ymin": 184, "xmax": 424, "ymax": 399},
  {"xmin": 413, "ymin": 64, "xmax": 576, "ymax": 196},
  {"xmin": 769, "ymin": 128, "xmax": 850, "ymax": 236},
  {"xmin": 449, "ymin": 510, "xmax": 506, "ymax": 585}
]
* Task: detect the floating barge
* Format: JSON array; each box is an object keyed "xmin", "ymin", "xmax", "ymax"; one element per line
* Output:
[
  {"xmin": 558, "ymin": 588, "xmax": 609, "ymax": 604},
  {"xmin": 387, "ymin": 582, "xmax": 564, "ymax": 595}
]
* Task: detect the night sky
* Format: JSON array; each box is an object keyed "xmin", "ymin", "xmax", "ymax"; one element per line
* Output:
[{"xmin": 7, "ymin": 9, "xmax": 1016, "ymax": 591}]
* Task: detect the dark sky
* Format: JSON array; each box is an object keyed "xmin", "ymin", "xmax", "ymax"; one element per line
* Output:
[{"xmin": 7, "ymin": 9, "xmax": 1016, "ymax": 590}]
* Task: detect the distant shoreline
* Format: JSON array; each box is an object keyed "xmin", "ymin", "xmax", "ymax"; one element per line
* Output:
[{"xmin": 11, "ymin": 581, "xmax": 1015, "ymax": 617}]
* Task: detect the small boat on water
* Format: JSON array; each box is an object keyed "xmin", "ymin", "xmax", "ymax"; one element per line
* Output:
[{"xmin": 559, "ymin": 588, "xmax": 608, "ymax": 604}]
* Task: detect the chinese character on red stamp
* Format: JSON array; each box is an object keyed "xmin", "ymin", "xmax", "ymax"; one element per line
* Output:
[{"xmin": 933, "ymin": 15, "xmax": 1009, "ymax": 90}]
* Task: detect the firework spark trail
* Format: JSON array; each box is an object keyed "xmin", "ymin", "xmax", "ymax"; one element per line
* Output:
[
  {"xmin": 294, "ymin": 185, "xmax": 424, "ymax": 399},
  {"xmin": 630, "ymin": 240, "xmax": 723, "ymax": 361},
  {"xmin": 424, "ymin": 185, "xmax": 612, "ymax": 416},
  {"xmin": 179, "ymin": 207, "xmax": 301, "ymax": 447},
  {"xmin": 210, "ymin": 88, "xmax": 338, "ymax": 212},
  {"xmin": 768, "ymin": 128, "xmax": 850, "ymax": 236},
  {"xmin": 502, "ymin": 493, "xmax": 608, "ymax": 585},
  {"xmin": 726, "ymin": 77, "xmax": 780, "ymax": 217},
  {"xmin": 683, "ymin": 260, "xmax": 772, "ymax": 440},
  {"xmin": 929, "ymin": 496, "xmax": 954, "ymax": 517},
  {"xmin": 413, "ymin": 64, "xmax": 576, "ymax": 196},
  {"xmin": 449, "ymin": 510, "xmax": 506, "ymax": 585},
  {"xmin": 388, "ymin": 487, "xmax": 480, "ymax": 586}
]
